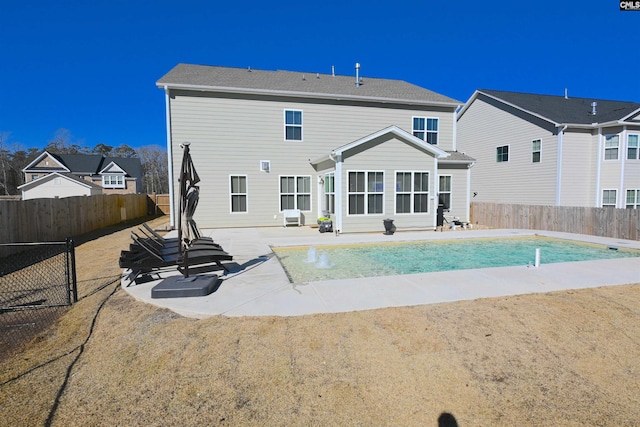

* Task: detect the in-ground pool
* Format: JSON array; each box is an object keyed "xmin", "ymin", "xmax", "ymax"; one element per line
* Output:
[{"xmin": 272, "ymin": 236, "xmax": 640, "ymax": 283}]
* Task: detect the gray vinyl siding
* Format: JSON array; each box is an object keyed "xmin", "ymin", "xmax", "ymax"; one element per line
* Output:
[
  {"xmin": 457, "ymin": 96, "xmax": 558, "ymax": 205},
  {"xmin": 559, "ymin": 130, "xmax": 597, "ymax": 207},
  {"xmin": 339, "ymin": 137, "xmax": 437, "ymax": 233},
  {"xmin": 438, "ymin": 164, "xmax": 471, "ymax": 222},
  {"xmin": 168, "ymin": 90, "xmax": 456, "ymax": 229}
]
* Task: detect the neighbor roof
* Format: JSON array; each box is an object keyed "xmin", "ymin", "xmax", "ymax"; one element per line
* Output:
[
  {"xmin": 157, "ymin": 63, "xmax": 461, "ymax": 107},
  {"xmin": 466, "ymin": 89, "xmax": 640, "ymax": 126},
  {"xmin": 24, "ymin": 152, "xmax": 142, "ymax": 178}
]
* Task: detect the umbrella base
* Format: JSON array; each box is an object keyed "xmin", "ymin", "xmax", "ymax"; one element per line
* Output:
[{"xmin": 151, "ymin": 274, "xmax": 220, "ymax": 299}]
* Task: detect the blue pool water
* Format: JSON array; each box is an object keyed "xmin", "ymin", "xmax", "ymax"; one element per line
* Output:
[{"xmin": 272, "ymin": 237, "xmax": 640, "ymax": 283}]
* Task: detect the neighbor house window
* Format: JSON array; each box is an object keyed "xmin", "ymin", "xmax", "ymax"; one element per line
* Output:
[
  {"xmin": 230, "ymin": 175, "xmax": 247, "ymax": 212},
  {"xmin": 439, "ymin": 175, "xmax": 452, "ymax": 209},
  {"xmin": 396, "ymin": 171, "xmax": 429, "ymax": 214},
  {"xmin": 280, "ymin": 175, "xmax": 311, "ymax": 211},
  {"xmin": 532, "ymin": 139, "xmax": 541, "ymax": 163},
  {"xmin": 604, "ymin": 135, "xmax": 619, "ymax": 160},
  {"xmin": 348, "ymin": 171, "xmax": 383, "ymax": 215},
  {"xmin": 626, "ymin": 189, "xmax": 640, "ymax": 209},
  {"xmin": 324, "ymin": 173, "xmax": 335, "ymax": 214},
  {"xmin": 31, "ymin": 174, "xmax": 38, "ymax": 181},
  {"xmin": 102, "ymin": 174, "xmax": 124, "ymax": 188},
  {"xmin": 496, "ymin": 145, "xmax": 509, "ymax": 162},
  {"xmin": 284, "ymin": 110, "xmax": 302, "ymax": 141},
  {"xmin": 412, "ymin": 117, "xmax": 438, "ymax": 144},
  {"xmin": 628, "ymin": 134, "xmax": 639, "ymax": 160},
  {"xmin": 602, "ymin": 189, "xmax": 617, "ymax": 208}
]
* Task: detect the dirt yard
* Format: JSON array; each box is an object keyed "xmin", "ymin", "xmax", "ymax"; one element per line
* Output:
[{"xmin": 1, "ymin": 216, "xmax": 639, "ymax": 426}]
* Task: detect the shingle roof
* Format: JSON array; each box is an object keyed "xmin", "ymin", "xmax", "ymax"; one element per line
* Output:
[
  {"xmin": 157, "ymin": 63, "xmax": 461, "ymax": 106},
  {"xmin": 48, "ymin": 153, "xmax": 142, "ymax": 177},
  {"xmin": 479, "ymin": 89, "xmax": 640, "ymax": 125}
]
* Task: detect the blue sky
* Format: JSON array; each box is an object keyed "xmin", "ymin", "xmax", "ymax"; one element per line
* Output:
[{"xmin": 1, "ymin": 0, "xmax": 638, "ymax": 151}]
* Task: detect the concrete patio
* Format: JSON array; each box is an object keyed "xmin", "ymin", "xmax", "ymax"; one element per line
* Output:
[{"xmin": 122, "ymin": 226, "xmax": 640, "ymax": 318}]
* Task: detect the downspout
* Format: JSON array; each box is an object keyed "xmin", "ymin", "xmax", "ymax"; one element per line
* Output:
[
  {"xmin": 595, "ymin": 128, "xmax": 603, "ymax": 207},
  {"xmin": 164, "ymin": 85, "xmax": 176, "ymax": 229},
  {"xmin": 619, "ymin": 126, "xmax": 627, "ymax": 208},
  {"xmin": 330, "ymin": 152, "xmax": 343, "ymax": 234},
  {"xmin": 556, "ymin": 125, "xmax": 568, "ymax": 206},
  {"xmin": 452, "ymin": 105, "xmax": 462, "ymax": 152},
  {"xmin": 466, "ymin": 161, "xmax": 475, "ymax": 222},
  {"xmin": 433, "ymin": 156, "xmax": 438, "ymax": 229}
]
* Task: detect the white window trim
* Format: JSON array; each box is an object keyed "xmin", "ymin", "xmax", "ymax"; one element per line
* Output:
[
  {"xmin": 625, "ymin": 189, "xmax": 640, "ymax": 209},
  {"xmin": 346, "ymin": 170, "xmax": 385, "ymax": 216},
  {"xmin": 394, "ymin": 170, "xmax": 430, "ymax": 215},
  {"xmin": 601, "ymin": 188, "xmax": 617, "ymax": 208},
  {"xmin": 496, "ymin": 144, "xmax": 510, "ymax": 163},
  {"xmin": 279, "ymin": 175, "xmax": 312, "ymax": 212},
  {"xmin": 324, "ymin": 172, "xmax": 335, "ymax": 215},
  {"xmin": 229, "ymin": 174, "xmax": 248, "ymax": 214},
  {"xmin": 604, "ymin": 134, "xmax": 620, "ymax": 161},
  {"xmin": 627, "ymin": 134, "xmax": 639, "ymax": 160},
  {"xmin": 102, "ymin": 174, "xmax": 125, "ymax": 189},
  {"xmin": 438, "ymin": 174, "xmax": 452, "ymax": 210},
  {"xmin": 284, "ymin": 109, "xmax": 303, "ymax": 141},
  {"xmin": 532, "ymin": 139, "xmax": 542, "ymax": 163}
]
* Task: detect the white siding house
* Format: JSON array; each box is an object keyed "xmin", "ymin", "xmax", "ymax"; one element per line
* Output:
[
  {"xmin": 19, "ymin": 172, "xmax": 103, "ymax": 200},
  {"xmin": 457, "ymin": 90, "xmax": 640, "ymax": 208},
  {"xmin": 157, "ymin": 64, "xmax": 475, "ymax": 233}
]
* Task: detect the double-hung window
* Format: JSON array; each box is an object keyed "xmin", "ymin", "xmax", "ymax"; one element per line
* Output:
[
  {"xmin": 324, "ymin": 173, "xmax": 335, "ymax": 214},
  {"xmin": 532, "ymin": 139, "xmax": 541, "ymax": 163},
  {"xmin": 496, "ymin": 145, "xmax": 509, "ymax": 162},
  {"xmin": 230, "ymin": 175, "xmax": 247, "ymax": 212},
  {"xmin": 348, "ymin": 171, "xmax": 383, "ymax": 215},
  {"xmin": 284, "ymin": 110, "xmax": 302, "ymax": 141},
  {"xmin": 412, "ymin": 117, "xmax": 438, "ymax": 145},
  {"xmin": 439, "ymin": 175, "xmax": 452, "ymax": 209},
  {"xmin": 602, "ymin": 189, "xmax": 617, "ymax": 208},
  {"xmin": 626, "ymin": 189, "xmax": 640, "ymax": 209},
  {"xmin": 395, "ymin": 171, "xmax": 429, "ymax": 214},
  {"xmin": 604, "ymin": 135, "xmax": 619, "ymax": 160},
  {"xmin": 628, "ymin": 134, "xmax": 639, "ymax": 160},
  {"xmin": 280, "ymin": 176, "xmax": 311, "ymax": 211},
  {"xmin": 103, "ymin": 174, "xmax": 124, "ymax": 189}
]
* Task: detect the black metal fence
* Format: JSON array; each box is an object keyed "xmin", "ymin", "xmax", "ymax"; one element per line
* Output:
[{"xmin": 0, "ymin": 239, "xmax": 77, "ymax": 359}]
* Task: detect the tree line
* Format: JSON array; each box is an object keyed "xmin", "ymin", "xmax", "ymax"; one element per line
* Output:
[{"xmin": 0, "ymin": 129, "xmax": 169, "ymax": 195}]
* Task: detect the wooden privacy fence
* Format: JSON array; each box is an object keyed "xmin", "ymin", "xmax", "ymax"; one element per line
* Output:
[
  {"xmin": 0, "ymin": 194, "xmax": 149, "ymax": 256},
  {"xmin": 470, "ymin": 202, "xmax": 640, "ymax": 240}
]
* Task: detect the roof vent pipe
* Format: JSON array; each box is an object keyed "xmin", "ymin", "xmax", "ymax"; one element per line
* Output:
[
  {"xmin": 564, "ymin": 88, "xmax": 568, "ymax": 99},
  {"xmin": 332, "ymin": 65, "xmax": 335, "ymax": 77},
  {"xmin": 355, "ymin": 63, "xmax": 360, "ymax": 87},
  {"xmin": 591, "ymin": 101, "xmax": 597, "ymax": 115}
]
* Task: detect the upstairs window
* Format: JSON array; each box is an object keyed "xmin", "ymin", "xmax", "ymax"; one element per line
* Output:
[
  {"xmin": 532, "ymin": 139, "xmax": 541, "ymax": 163},
  {"xmin": 628, "ymin": 134, "xmax": 639, "ymax": 160},
  {"xmin": 604, "ymin": 135, "xmax": 619, "ymax": 160},
  {"xmin": 496, "ymin": 145, "xmax": 509, "ymax": 162},
  {"xmin": 102, "ymin": 174, "xmax": 124, "ymax": 189},
  {"xmin": 413, "ymin": 117, "xmax": 439, "ymax": 145},
  {"xmin": 285, "ymin": 110, "xmax": 303, "ymax": 141}
]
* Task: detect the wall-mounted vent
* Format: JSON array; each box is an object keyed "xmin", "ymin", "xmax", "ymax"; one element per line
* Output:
[{"xmin": 260, "ymin": 160, "xmax": 271, "ymax": 172}]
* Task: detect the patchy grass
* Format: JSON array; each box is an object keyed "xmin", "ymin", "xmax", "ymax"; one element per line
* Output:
[{"xmin": 1, "ymin": 217, "xmax": 639, "ymax": 426}]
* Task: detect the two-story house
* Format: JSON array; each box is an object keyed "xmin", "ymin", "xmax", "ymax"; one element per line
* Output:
[
  {"xmin": 20, "ymin": 152, "xmax": 144, "ymax": 200},
  {"xmin": 156, "ymin": 63, "xmax": 475, "ymax": 233},
  {"xmin": 456, "ymin": 90, "xmax": 640, "ymax": 208}
]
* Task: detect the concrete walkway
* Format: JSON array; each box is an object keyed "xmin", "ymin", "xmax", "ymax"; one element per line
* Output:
[{"xmin": 122, "ymin": 227, "xmax": 640, "ymax": 318}]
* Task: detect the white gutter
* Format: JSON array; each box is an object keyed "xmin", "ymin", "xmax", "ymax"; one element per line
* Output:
[
  {"xmin": 555, "ymin": 125, "xmax": 568, "ymax": 206},
  {"xmin": 619, "ymin": 126, "xmax": 627, "ymax": 208},
  {"xmin": 155, "ymin": 82, "xmax": 461, "ymax": 109},
  {"xmin": 596, "ymin": 128, "xmax": 603, "ymax": 207},
  {"xmin": 164, "ymin": 85, "xmax": 176, "ymax": 228}
]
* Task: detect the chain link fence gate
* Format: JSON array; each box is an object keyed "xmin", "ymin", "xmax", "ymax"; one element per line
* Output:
[{"xmin": 0, "ymin": 239, "xmax": 77, "ymax": 359}]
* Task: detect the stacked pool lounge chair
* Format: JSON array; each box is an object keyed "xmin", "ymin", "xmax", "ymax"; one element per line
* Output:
[{"xmin": 119, "ymin": 142, "xmax": 232, "ymax": 298}]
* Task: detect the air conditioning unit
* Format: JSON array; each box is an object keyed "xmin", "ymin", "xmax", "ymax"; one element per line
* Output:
[{"xmin": 260, "ymin": 160, "xmax": 270, "ymax": 172}]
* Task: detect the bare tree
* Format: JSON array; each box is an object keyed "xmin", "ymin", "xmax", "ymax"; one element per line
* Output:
[
  {"xmin": 138, "ymin": 145, "xmax": 169, "ymax": 194},
  {"xmin": 0, "ymin": 132, "xmax": 11, "ymax": 195}
]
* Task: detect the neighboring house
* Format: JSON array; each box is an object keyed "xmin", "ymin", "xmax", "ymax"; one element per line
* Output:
[
  {"xmin": 21, "ymin": 151, "xmax": 144, "ymax": 198},
  {"xmin": 456, "ymin": 90, "xmax": 640, "ymax": 208},
  {"xmin": 156, "ymin": 63, "xmax": 475, "ymax": 233},
  {"xmin": 18, "ymin": 172, "xmax": 103, "ymax": 200}
]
